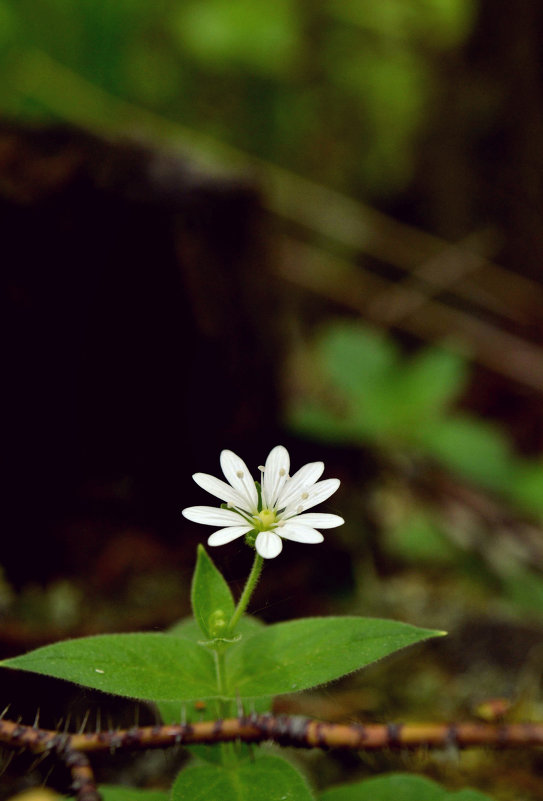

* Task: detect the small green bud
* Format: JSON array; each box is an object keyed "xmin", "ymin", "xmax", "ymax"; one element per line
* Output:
[{"xmin": 208, "ymin": 609, "xmax": 227, "ymax": 637}]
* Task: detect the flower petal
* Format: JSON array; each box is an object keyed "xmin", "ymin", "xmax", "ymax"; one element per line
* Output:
[
  {"xmin": 275, "ymin": 461, "xmax": 324, "ymax": 509},
  {"xmin": 278, "ymin": 523, "xmax": 324, "ymax": 543},
  {"xmin": 220, "ymin": 450, "xmax": 258, "ymax": 511},
  {"xmin": 288, "ymin": 512, "xmax": 344, "ymax": 528},
  {"xmin": 182, "ymin": 506, "xmax": 249, "ymax": 526},
  {"xmin": 255, "ymin": 530, "xmax": 283, "ymax": 559},
  {"xmin": 284, "ymin": 478, "xmax": 340, "ymax": 515},
  {"xmin": 262, "ymin": 445, "xmax": 290, "ymax": 508},
  {"xmin": 192, "ymin": 472, "xmax": 247, "ymax": 508},
  {"xmin": 208, "ymin": 526, "xmax": 253, "ymax": 546}
]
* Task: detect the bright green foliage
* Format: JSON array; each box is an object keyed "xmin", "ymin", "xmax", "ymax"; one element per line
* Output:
[
  {"xmin": 225, "ymin": 617, "xmax": 443, "ymax": 697},
  {"xmin": 100, "ymin": 787, "xmax": 169, "ymax": 801},
  {"xmin": 2, "ymin": 633, "xmax": 217, "ymax": 701},
  {"xmin": 319, "ymin": 773, "xmax": 495, "ymax": 801},
  {"xmin": 171, "ymin": 754, "xmax": 315, "ymax": 801},
  {"xmin": 191, "ymin": 545, "xmax": 235, "ymax": 639},
  {"xmin": 1, "ymin": 617, "xmax": 441, "ymax": 703}
]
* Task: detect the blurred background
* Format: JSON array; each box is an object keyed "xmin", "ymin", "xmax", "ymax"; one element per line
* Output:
[{"xmin": 4, "ymin": 1, "xmax": 543, "ymax": 797}]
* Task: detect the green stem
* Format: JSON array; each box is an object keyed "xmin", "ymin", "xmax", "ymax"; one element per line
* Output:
[
  {"xmin": 227, "ymin": 552, "xmax": 264, "ymax": 634},
  {"xmin": 213, "ymin": 647, "xmax": 236, "ymax": 766}
]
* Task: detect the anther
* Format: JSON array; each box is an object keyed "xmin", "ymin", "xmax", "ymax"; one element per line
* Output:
[
  {"xmin": 279, "ymin": 468, "xmax": 286, "ymax": 476},
  {"xmin": 258, "ymin": 465, "xmax": 266, "ymax": 472},
  {"xmin": 301, "ymin": 492, "xmax": 309, "ymax": 500},
  {"xmin": 236, "ymin": 471, "xmax": 244, "ymax": 478},
  {"xmin": 297, "ymin": 505, "xmax": 304, "ymax": 514}
]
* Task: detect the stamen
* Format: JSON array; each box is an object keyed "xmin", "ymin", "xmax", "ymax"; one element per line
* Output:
[
  {"xmin": 258, "ymin": 465, "xmax": 266, "ymax": 472},
  {"xmin": 279, "ymin": 468, "xmax": 286, "ymax": 477},
  {"xmin": 301, "ymin": 492, "xmax": 309, "ymax": 500},
  {"xmin": 236, "ymin": 470, "xmax": 244, "ymax": 478}
]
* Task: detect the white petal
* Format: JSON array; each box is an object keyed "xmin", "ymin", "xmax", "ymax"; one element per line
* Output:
[
  {"xmin": 255, "ymin": 530, "xmax": 283, "ymax": 559},
  {"xmin": 182, "ymin": 506, "xmax": 249, "ymax": 526},
  {"xmin": 278, "ymin": 523, "xmax": 324, "ymax": 543},
  {"xmin": 192, "ymin": 472, "xmax": 247, "ymax": 508},
  {"xmin": 262, "ymin": 445, "xmax": 290, "ymax": 508},
  {"xmin": 275, "ymin": 461, "xmax": 324, "ymax": 509},
  {"xmin": 288, "ymin": 513, "xmax": 344, "ymax": 529},
  {"xmin": 220, "ymin": 450, "xmax": 258, "ymax": 511},
  {"xmin": 284, "ymin": 478, "xmax": 340, "ymax": 515},
  {"xmin": 208, "ymin": 526, "xmax": 253, "ymax": 546}
]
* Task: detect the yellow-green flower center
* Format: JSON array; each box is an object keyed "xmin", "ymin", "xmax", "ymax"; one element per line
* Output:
[{"xmin": 254, "ymin": 508, "xmax": 277, "ymax": 531}]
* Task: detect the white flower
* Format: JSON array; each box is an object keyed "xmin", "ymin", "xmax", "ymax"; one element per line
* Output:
[{"xmin": 182, "ymin": 445, "xmax": 344, "ymax": 559}]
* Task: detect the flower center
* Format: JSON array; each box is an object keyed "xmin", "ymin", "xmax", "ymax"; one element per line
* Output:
[{"xmin": 254, "ymin": 508, "xmax": 277, "ymax": 531}]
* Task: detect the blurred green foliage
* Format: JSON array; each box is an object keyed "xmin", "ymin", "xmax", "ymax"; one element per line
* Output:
[
  {"xmin": 0, "ymin": 0, "xmax": 476, "ymax": 196},
  {"xmin": 289, "ymin": 322, "xmax": 543, "ymax": 614},
  {"xmin": 290, "ymin": 321, "xmax": 543, "ymax": 508}
]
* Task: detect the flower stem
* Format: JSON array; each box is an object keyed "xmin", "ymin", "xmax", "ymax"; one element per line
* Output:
[{"xmin": 227, "ymin": 552, "xmax": 264, "ymax": 634}]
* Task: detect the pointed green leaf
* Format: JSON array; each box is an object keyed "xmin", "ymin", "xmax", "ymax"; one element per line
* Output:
[
  {"xmin": 2, "ymin": 633, "xmax": 218, "ymax": 702},
  {"xmin": 171, "ymin": 754, "xmax": 315, "ymax": 801},
  {"xmin": 191, "ymin": 545, "xmax": 235, "ymax": 638},
  {"xmin": 225, "ymin": 617, "xmax": 444, "ymax": 697}
]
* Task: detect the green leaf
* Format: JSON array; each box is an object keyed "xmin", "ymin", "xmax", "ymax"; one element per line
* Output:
[
  {"xmin": 417, "ymin": 415, "xmax": 514, "ymax": 491},
  {"xmin": 1, "ymin": 633, "xmax": 218, "ymax": 702},
  {"xmin": 319, "ymin": 773, "xmax": 495, "ymax": 801},
  {"xmin": 395, "ymin": 347, "xmax": 467, "ymax": 423},
  {"xmin": 172, "ymin": 0, "xmax": 301, "ymax": 78},
  {"xmin": 508, "ymin": 459, "xmax": 543, "ymax": 518},
  {"xmin": 171, "ymin": 754, "xmax": 315, "ymax": 801},
  {"xmin": 320, "ymin": 323, "xmax": 398, "ymax": 400},
  {"xmin": 2, "ymin": 618, "xmax": 442, "ymax": 706},
  {"xmin": 225, "ymin": 617, "xmax": 444, "ymax": 697},
  {"xmin": 100, "ymin": 787, "xmax": 169, "ymax": 801},
  {"xmin": 157, "ymin": 615, "xmax": 270, "ymax": 725},
  {"xmin": 191, "ymin": 545, "xmax": 236, "ymax": 639},
  {"xmin": 385, "ymin": 511, "xmax": 459, "ymax": 564}
]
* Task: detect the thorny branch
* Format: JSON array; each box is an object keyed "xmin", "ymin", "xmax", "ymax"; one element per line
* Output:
[{"xmin": 3, "ymin": 712, "xmax": 543, "ymax": 799}]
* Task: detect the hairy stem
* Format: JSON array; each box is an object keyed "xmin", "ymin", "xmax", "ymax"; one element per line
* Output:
[{"xmin": 227, "ymin": 552, "xmax": 264, "ymax": 634}]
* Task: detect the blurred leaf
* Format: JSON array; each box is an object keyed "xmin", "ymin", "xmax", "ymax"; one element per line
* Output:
[
  {"xmin": 319, "ymin": 773, "xmax": 495, "ymax": 801},
  {"xmin": 508, "ymin": 460, "xmax": 543, "ymax": 518},
  {"xmin": 171, "ymin": 0, "xmax": 301, "ymax": 78},
  {"xmin": 417, "ymin": 415, "xmax": 514, "ymax": 491},
  {"xmin": 327, "ymin": 0, "xmax": 476, "ymax": 48},
  {"xmin": 385, "ymin": 511, "xmax": 459, "ymax": 564},
  {"xmin": 395, "ymin": 347, "xmax": 468, "ymax": 422},
  {"xmin": 320, "ymin": 323, "xmax": 398, "ymax": 399},
  {"xmin": 502, "ymin": 571, "xmax": 543, "ymax": 616}
]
